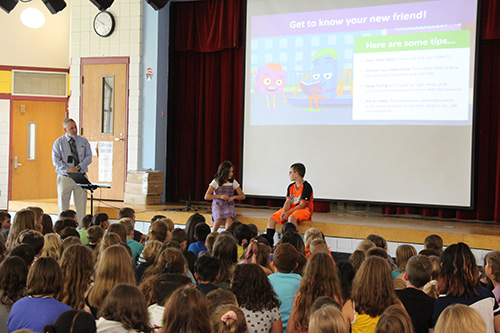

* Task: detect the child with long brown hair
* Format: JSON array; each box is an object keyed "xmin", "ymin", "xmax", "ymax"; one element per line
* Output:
[
  {"xmin": 58, "ymin": 243, "xmax": 94, "ymax": 310},
  {"xmin": 342, "ymin": 256, "xmax": 400, "ymax": 333},
  {"xmin": 5, "ymin": 209, "xmax": 36, "ymax": 252},
  {"xmin": 212, "ymin": 234, "xmax": 238, "ymax": 289},
  {"xmin": 139, "ymin": 247, "xmax": 186, "ymax": 305},
  {"xmin": 230, "ymin": 263, "xmax": 282, "ymax": 333},
  {"xmin": 0, "ymin": 256, "xmax": 28, "ymax": 331},
  {"xmin": 8, "ymin": 257, "xmax": 71, "ymax": 332},
  {"xmin": 432, "ymin": 242, "xmax": 500, "ymax": 332},
  {"xmin": 287, "ymin": 252, "xmax": 343, "ymax": 332},
  {"xmin": 204, "ymin": 161, "xmax": 246, "ymax": 232},
  {"xmin": 161, "ymin": 286, "xmax": 212, "ymax": 333},
  {"xmin": 86, "ymin": 244, "xmax": 135, "ymax": 317},
  {"xmin": 96, "ymin": 284, "xmax": 152, "ymax": 333}
]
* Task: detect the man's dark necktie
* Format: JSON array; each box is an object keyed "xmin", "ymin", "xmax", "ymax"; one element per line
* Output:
[{"xmin": 69, "ymin": 138, "xmax": 80, "ymax": 166}]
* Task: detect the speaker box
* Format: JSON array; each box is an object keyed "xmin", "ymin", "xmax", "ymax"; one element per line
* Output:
[
  {"xmin": 42, "ymin": 0, "xmax": 66, "ymax": 14},
  {"xmin": 146, "ymin": 0, "xmax": 168, "ymax": 11},
  {"xmin": 0, "ymin": 0, "xmax": 18, "ymax": 13},
  {"xmin": 89, "ymin": 0, "xmax": 113, "ymax": 11}
]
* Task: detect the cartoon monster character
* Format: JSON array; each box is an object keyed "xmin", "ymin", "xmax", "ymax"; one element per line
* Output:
[
  {"xmin": 254, "ymin": 63, "xmax": 287, "ymax": 109},
  {"xmin": 294, "ymin": 48, "xmax": 339, "ymax": 111}
]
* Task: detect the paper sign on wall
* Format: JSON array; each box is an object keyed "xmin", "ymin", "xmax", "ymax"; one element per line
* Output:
[
  {"xmin": 98, "ymin": 141, "xmax": 113, "ymax": 182},
  {"xmin": 89, "ymin": 141, "xmax": 98, "ymax": 156}
]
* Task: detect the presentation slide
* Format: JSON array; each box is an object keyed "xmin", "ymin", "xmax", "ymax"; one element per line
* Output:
[{"xmin": 243, "ymin": 0, "xmax": 478, "ymax": 207}]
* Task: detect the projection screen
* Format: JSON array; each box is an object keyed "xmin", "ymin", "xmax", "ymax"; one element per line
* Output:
[{"xmin": 242, "ymin": 0, "xmax": 479, "ymax": 207}]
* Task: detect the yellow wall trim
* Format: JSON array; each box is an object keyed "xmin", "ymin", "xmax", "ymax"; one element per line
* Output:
[{"xmin": 0, "ymin": 70, "xmax": 11, "ymax": 94}]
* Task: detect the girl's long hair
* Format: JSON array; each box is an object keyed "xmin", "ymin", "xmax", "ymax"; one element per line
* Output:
[
  {"xmin": 139, "ymin": 247, "xmax": 186, "ymax": 305},
  {"xmin": 212, "ymin": 234, "xmax": 238, "ymax": 284},
  {"xmin": 294, "ymin": 252, "xmax": 343, "ymax": 331},
  {"xmin": 58, "ymin": 244, "xmax": 94, "ymax": 310},
  {"xmin": 214, "ymin": 161, "xmax": 234, "ymax": 186},
  {"xmin": 98, "ymin": 284, "xmax": 152, "ymax": 333},
  {"xmin": 0, "ymin": 256, "xmax": 28, "ymax": 307},
  {"xmin": 41, "ymin": 233, "xmax": 62, "ymax": 261},
  {"xmin": 230, "ymin": 263, "xmax": 281, "ymax": 312},
  {"xmin": 350, "ymin": 256, "xmax": 399, "ymax": 317},
  {"xmin": 439, "ymin": 242, "xmax": 479, "ymax": 298},
  {"xmin": 6, "ymin": 209, "xmax": 36, "ymax": 252},
  {"xmin": 161, "ymin": 287, "xmax": 212, "ymax": 333},
  {"xmin": 87, "ymin": 245, "xmax": 135, "ymax": 310}
]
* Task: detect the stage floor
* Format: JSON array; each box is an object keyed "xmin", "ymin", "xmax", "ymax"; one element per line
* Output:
[{"xmin": 8, "ymin": 198, "xmax": 500, "ymax": 251}]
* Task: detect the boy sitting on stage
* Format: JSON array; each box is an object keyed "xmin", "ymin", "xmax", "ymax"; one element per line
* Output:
[{"xmin": 267, "ymin": 163, "xmax": 313, "ymax": 246}]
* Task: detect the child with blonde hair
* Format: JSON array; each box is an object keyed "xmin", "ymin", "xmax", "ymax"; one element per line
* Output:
[
  {"xmin": 304, "ymin": 227, "xmax": 323, "ymax": 258},
  {"xmin": 392, "ymin": 244, "xmax": 417, "ymax": 280},
  {"xmin": 211, "ymin": 304, "xmax": 248, "ymax": 333},
  {"xmin": 484, "ymin": 250, "xmax": 500, "ymax": 302},
  {"xmin": 41, "ymin": 233, "xmax": 62, "ymax": 261},
  {"xmin": 309, "ymin": 304, "xmax": 348, "ymax": 333}
]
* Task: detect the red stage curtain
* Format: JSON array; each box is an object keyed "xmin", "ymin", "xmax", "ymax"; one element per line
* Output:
[
  {"xmin": 167, "ymin": 0, "xmax": 244, "ymax": 203},
  {"xmin": 167, "ymin": 0, "xmax": 499, "ymax": 218}
]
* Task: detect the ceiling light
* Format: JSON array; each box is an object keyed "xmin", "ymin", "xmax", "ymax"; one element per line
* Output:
[{"xmin": 20, "ymin": 7, "xmax": 46, "ymax": 28}]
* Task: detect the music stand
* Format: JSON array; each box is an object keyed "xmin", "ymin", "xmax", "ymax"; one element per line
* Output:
[{"xmin": 67, "ymin": 172, "xmax": 110, "ymax": 215}]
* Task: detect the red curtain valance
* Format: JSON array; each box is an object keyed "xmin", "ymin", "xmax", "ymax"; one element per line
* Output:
[{"xmin": 172, "ymin": 0, "xmax": 243, "ymax": 52}]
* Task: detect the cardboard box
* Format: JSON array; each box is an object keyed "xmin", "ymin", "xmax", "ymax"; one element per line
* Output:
[
  {"xmin": 123, "ymin": 193, "xmax": 161, "ymax": 205},
  {"xmin": 127, "ymin": 171, "xmax": 164, "ymax": 184},
  {"xmin": 125, "ymin": 182, "xmax": 163, "ymax": 195}
]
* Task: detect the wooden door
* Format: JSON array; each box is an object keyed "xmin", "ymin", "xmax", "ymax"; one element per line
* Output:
[
  {"xmin": 11, "ymin": 100, "xmax": 66, "ymax": 200},
  {"xmin": 81, "ymin": 63, "xmax": 127, "ymax": 200}
]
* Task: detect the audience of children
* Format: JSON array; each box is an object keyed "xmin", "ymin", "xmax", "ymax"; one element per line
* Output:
[{"xmin": 2, "ymin": 206, "xmax": 500, "ymax": 333}]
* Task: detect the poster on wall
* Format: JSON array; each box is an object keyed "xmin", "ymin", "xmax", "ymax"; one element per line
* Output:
[{"xmin": 98, "ymin": 141, "xmax": 113, "ymax": 182}]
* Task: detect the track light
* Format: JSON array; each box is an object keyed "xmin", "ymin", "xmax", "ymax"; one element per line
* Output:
[
  {"xmin": 146, "ymin": 0, "xmax": 168, "ymax": 11},
  {"xmin": 89, "ymin": 0, "xmax": 113, "ymax": 11},
  {"xmin": 0, "ymin": 0, "xmax": 18, "ymax": 14},
  {"xmin": 42, "ymin": 0, "xmax": 66, "ymax": 14}
]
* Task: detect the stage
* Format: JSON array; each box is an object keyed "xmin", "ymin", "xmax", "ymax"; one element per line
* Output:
[{"xmin": 8, "ymin": 198, "xmax": 500, "ymax": 252}]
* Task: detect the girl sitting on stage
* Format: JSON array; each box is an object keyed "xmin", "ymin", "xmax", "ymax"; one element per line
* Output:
[{"xmin": 204, "ymin": 161, "xmax": 246, "ymax": 232}]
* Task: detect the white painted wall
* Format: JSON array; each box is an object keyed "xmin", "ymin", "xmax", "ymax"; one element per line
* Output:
[
  {"xmin": 0, "ymin": 0, "xmax": 70, "ymax": 68},
  {"xmin": 0, "ymin": 100, "xmax": 10, "ymax": 209},
  {"xmin": 68, "ymin": 0, "xmax": 143, "ymax": 171}
]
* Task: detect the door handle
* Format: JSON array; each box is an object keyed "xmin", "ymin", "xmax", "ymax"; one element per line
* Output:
[
  {"xmin": 114, "ymin": 137, "xmax": 124, "ymax": 141},
  {"xmin": 14, "ymin": 156, "xmax": 22, "ymax": 169}
]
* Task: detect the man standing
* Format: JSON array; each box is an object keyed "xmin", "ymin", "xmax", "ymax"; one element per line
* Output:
[{"xmin": 52, "ymin": 119, "xmax": 92, "ymax": 227}]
